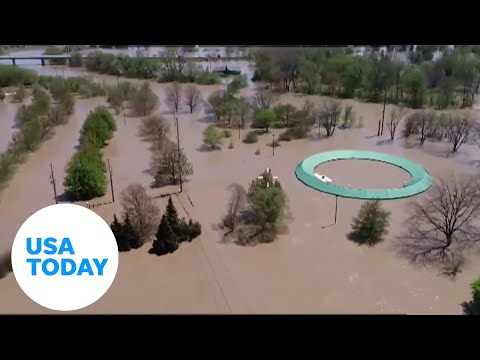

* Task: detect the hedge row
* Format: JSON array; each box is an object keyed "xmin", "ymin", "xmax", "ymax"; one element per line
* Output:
[
  {"xmin": 0, "ymin": 85, "xmax": 75, "ymax": 190},
  {"xmin": 63, "ymin": 107, "xmax": 117, "ymax": 201}
]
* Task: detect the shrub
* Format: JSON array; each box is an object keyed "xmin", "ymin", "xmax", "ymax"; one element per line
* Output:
[
  {"xmin": 79, "ymin": 107, "xmax": 117, "ymax": 148},
  {"xmin": 13, "ymin": 85, "xmax": 27, "ymax": 103},
  {"xmin": 278, "ymin": 131, "xmax": 293, "ymax": 142},
  {"xmin": 223, "ymin": 129, "xmax": 232, "ymax": 138},
  {"xmin": 351, "ymin": 200, "xmax": 391, "ymax": 246},
  {"xmin": 194, "ymin": 71, "xmax": 221, "ymax": 85},
  {"xmin": 0, "ymin": 65, "xmax": 38, "ymax": 87},
  {"xmin": 65, "ymin": 77, "xmax": 90, "ymax": 93},
  {"xmin": 243, "ymin": 131, "xmax": 258, "ymax": 144},
  {"xmin": 69, "ymin": 52, "xmax": 83, "ymax": 68},
  {"xmin": 63, "ymin": 145, "xmax": 107, "ymax": 200},
  {"xmin": 472, "ymin": 276, "xmax": 480, "ymax": 315},
  {"xmin": 203, "ymin": 125, "xmax": 225, "ymax": 149},
  {"xmin": 43, "ymin": 46, "xmax": 66, "ymax": 65},
  {"xmin": 227, "ymin": 75, "xmax": 248, "ymax": 95}
]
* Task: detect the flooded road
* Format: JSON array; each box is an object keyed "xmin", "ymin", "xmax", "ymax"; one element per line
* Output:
[{"xmin": 0, "ymin": 63, "xmax": 479, "ymax": 314}]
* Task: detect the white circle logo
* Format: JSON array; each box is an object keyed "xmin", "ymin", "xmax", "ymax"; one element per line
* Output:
[{"xmin": 11, "ymin": 204, "xmax": 119, "ymax": 312}]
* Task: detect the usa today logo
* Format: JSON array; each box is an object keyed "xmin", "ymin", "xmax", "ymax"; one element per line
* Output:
[{"xmin": 11, "ymin": 204, "xmax": 119, "ymax": 311}]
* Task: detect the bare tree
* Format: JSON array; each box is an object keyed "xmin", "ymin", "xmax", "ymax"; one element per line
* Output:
[
  {"xmin": 444, "ymin": 114, "xmax": 476, "ymax": 153},
  {"xmin": 152, "ymin": 140, "xmax": 193, "ymax": 186},
  {"xmin": 387, "ymin": 106, "xmax": 407, "ymax": 140},
  {"xmin": 138, "ymin": 114, "xmax": 170, "ymax": 144},
  {"xmin": 318, "ymin": 100, "xmax": 342, "ymax": 137},
  {"xmin": 475, "ymin": 123, "xmax": 480, "ymax": 148},
  {"xmin": 120, "ymin": 183, "xmax": 160, "ymax": 245},
  {"xmin": 398, "ymin": 175, "xmax": 480, "ymax": 264},
  {"xmin": 407, "ymin": 111, "xmax": 437, "ymax": 145},
  {"xmin": 165, "ymin": 82, "xmax": 182, "ymax": 114},
  {"xmin": 250, "ymin": 88, "xmax": 277, "ymax": 110},
  {"xmin": 236, "ymin": 97, "xmax": 252, "ymax": 128},
  {"xmin": 184, "ymin": 85, "xmax": 202, "ymax": 113},
  {"xmin": 271, "ymin": 48, "xmax": 300, "ymax": 92},
  {"xmin": 222, "ymin": 184, "xmax": 247, "ymax": 233},
  {"xmin": 402, "ymin": 114, "xmax": 418, "ymax": 140}
]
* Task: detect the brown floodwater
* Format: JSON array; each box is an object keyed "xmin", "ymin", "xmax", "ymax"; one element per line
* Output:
[
  {"xmin": 315, "ymin": 160, "xmax": 412, "ymax": 189},
  {"xmin": 0, "ymin": 64, "xmax": 479, "ymax": 314}
]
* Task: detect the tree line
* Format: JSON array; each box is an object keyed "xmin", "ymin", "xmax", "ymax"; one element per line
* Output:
[
  {"xmin": 0, "ymin": 65, "xmax": 106, "ymax": 98},
  {"xmin": 252, "ymin": 46, "xmax": 480, "ymax": 110},
  {"xmin": 205, "ymin": 86, "xmax": 480, "ymax": 154},
  {"xmin": 63, "ymin": 107, "xmax": 117, "ymax": 201},
  {"xmin": 83, "ymin": 48, "xmax": 222, "ymax": 85},
  {"xmin": 205, "ymin": 87, "xmax": 363, "ymax": 146},
  {"xmin": 0, "ymin": 84, "xmax": 76, "ymax": 189},
  {"xmin": 130, "ymin": 83, "xmax": 205, "ymax": 187},
  {"xmin": 111, "ymin": 183, "xmax": 201, "ymax": 256}
]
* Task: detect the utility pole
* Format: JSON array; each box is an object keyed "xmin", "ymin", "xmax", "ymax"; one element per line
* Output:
[
  {"xmin": 174, "ymin": 110, "xmax": 183, "ymax": 193},
  {"xmin": 334, "ymin": 195, "xmax": 338, "ymax": 224},
  {"xmin": 50, "ymin": 162, "xmax": 58, "ymax": 204},
  {"xmin": 107, "ymin": 158, "xmax": 115, "ymax": 203},
  {"xmin": 272, "ymin": 133, "xmax": 275, "ymax": 156},
  {"xmin": 381, "ymin": 87, "xmax": 387, "ymax": 136}
]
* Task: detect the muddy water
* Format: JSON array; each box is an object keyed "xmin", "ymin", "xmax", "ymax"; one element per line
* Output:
[
  {"xmin": 316, "ymin": 160, "xmax": 411, "ymax": 189},
  {"xmin": 1, "ymin": 64, "xmax": 480, "ymax": 314}
]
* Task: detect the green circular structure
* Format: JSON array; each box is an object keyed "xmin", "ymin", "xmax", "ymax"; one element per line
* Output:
[{"xmin": 295, "ymin": 150, "xmax": 432, "ymax": 200}]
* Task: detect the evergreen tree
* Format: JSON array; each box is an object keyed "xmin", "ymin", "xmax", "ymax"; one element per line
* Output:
[
  {"xmin": 124, "ymin": 214, "xmax": 141, "ymax": 249},
  {"xmin": 151, "ymin": 214, "xmax": 179, "ymax": 255},
  {"xmin": 111, "ymin": 214, "xmax": 131, "ymax": 252},
  {"xmin": 165, "ymin": 197, "xmax": 181, "ymax": 234},
  {"xmin": 110, "ymin": 214, "xmax": 142, "ymax": 252},
  {"xmin": 183, "ymin": 219, "xmax": 202, "ymax": 242}
]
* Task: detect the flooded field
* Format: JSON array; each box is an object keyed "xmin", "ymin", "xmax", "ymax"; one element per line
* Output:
[{"xmin": 0, "ymin": 62, "xmax": 479, "ymax": 314}]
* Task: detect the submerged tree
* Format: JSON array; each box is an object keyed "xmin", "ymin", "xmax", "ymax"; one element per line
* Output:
[
  {"xmin": 152, "ymin": 140, "xmax": 193, "ymax": 186},
  {"xmin": 444, "ymin": 114, "xmax": 475, "ymax": 153},
  {"xmin": 120, "ymin": 183, "xmax": 160, "ymax": 245},
  {"xmin": 387, "ymin": 106, "xmax": 407, "ymax": 140},
  {"xmin": 351, "ymin": 200, "xmax": 391, "ymax": 246},
  {"xmin": 399, "ymin": 175, "xmax": 480, "ymax": 264}
]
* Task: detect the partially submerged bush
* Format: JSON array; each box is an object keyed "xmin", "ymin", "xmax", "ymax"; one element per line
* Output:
[{"xmin": 243, "ymin": 131, "xmax": 258, "ymax": 144}]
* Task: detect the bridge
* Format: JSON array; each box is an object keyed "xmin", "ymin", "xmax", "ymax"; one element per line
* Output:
[{"xmin": 0, "ymin": 54, "xmax": 249, "ymax": 66}]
